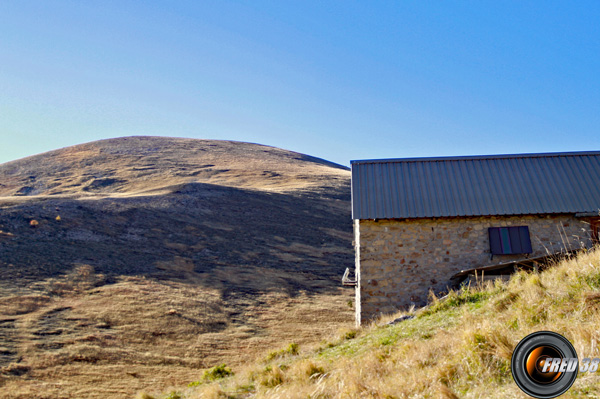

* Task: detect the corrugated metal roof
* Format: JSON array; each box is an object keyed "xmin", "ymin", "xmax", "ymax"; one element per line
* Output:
[{"xmin": 351, "ymin": 151, "xmax": 600, "ymax": 219}]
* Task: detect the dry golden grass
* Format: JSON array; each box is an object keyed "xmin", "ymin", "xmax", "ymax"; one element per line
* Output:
[
  {"xmin": 0, "ymin": 266, "xmax": 353, "ymax": 398},
  {"xmin": 0, "ymin": 136, "xmax": 349, "ymax": 200},
  {"xmin": 174, "ymin": 248, "xmax": 600, "ymax": 399}
]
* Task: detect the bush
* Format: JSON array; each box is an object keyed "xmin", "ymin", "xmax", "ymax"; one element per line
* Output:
[
  {"xmin": 203, "ymin": 363, "xmax": 234, "ymax": 381},
  {"xmin": 344, "ymin": 329, "xmax": 358, "ymax": 340}
]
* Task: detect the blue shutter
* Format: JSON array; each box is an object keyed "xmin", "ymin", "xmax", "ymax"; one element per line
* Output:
[
  {"xmin": 500, "ymin": 228, "xmax": 512, "ymax": 254},
  {"xmin": 489, "ymin": 226, "xmax": 532, "ymax": 255},
  {"xmin": 489, "ymin": 227, "xmax": 503, "ymax": 255},
  {"xmin": 518, "ymin": 226, "xmax": 532, "ymax": 253},
  {"xmin": 508, "ymin": 227, "xmax": 522, "ymax": 253}
]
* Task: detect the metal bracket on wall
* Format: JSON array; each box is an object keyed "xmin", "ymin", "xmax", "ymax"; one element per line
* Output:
[{"xmin": 342, "ymin": 268, "xmax": 357, "ymax": 286}]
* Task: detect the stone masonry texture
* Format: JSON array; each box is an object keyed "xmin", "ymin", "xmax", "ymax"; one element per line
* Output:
[{"xmin": 355, "ymin": 214, "xmax": 594, "ymax": 325}]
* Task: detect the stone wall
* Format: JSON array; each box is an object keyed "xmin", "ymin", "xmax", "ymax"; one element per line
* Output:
[{"xmin": 355, "ymin": 214, "xmax": 594, "ymax": 325}]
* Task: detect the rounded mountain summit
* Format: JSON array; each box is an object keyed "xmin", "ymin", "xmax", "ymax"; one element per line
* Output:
[{"xmin": 0, "ymin": 136, "xmax": 349, "ymax": 198}]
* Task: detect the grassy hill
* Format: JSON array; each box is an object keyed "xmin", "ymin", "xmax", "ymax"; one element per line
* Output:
[
  {"xmin": 0, "ymin": 136, "xmax": 348, "ymax": 198},
  {"xmin": 163, "ymin": 248, "xmax": 600, "ymax": 399},
  {"xmin": 0, "ymin": 137, "xmax": 355, "ymax": 398}
]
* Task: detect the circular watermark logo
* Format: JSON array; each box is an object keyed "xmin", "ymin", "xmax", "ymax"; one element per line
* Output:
[{"xmin": 511, "ymin": 331, "xmax": 578, "ymax": 398}]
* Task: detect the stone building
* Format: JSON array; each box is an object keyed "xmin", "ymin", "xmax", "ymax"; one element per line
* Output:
[{"xmin": 351, "ymin": 151, "xmax": 600, "ymax": 325}]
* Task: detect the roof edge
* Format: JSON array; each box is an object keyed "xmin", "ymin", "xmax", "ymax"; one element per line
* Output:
[
  {"xmin": 350, "ymin": 150, "xmax": 600, "ymax": 165},
  {"xmin": 352, "ymin": 211, "xmax": 597, "ymax": 221}
]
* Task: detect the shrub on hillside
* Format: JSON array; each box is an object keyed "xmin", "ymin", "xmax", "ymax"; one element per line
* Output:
[{"xmin": 203, "ymin": 364, "xmax": 233, "ymax": 381}]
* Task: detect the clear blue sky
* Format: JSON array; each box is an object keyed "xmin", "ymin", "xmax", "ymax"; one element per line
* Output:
[{"xmin": 1, "ymin": 1, "xmax": 599, "ymax": 167}]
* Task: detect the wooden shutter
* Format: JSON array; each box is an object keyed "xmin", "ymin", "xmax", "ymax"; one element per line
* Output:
[
  {"xmin": 489, "ymin": 227, "xmax": 504, "ymax": 255},
  {"xmin": 489, "ymin": 226, "xmax": 532, "ymax": 255},
  {"xmin": 516, "ymin": 226, "xmax": 532, "ymax": 253}
]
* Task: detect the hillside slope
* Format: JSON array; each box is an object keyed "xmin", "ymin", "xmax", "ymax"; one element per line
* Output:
[
  {"xmin": 176, "ymin": 248, "xmax": 600, "ymax": 399},
  {"xmin": 0, "ymin": 137, "xmax": 354, "ymax": 398},
  {"xmin": 0, "ymin": 136, "xmax": 348, "ymax": 198}
]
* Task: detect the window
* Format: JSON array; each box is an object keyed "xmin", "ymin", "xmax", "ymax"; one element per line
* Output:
[{"xmin": 489, "ymin": 226, "xmax": 532, "ymax": 255}]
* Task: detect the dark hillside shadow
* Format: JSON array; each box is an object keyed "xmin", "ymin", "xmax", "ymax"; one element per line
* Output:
[{"xmin": 0, "ymin": 182, "xmax": 352, "ymax": 300}]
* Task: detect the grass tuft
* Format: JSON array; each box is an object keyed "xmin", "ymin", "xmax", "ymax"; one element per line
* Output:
[
  {"xmin": 164, "ymin": 391, "xmax": 182, "ymax": 399},
  {"xmin": 259, "ymin": 365, "xmax": 284, "ymax": 387},
  {"xmin": 264, "ymin": 342, "xmax": 299, "ymax": 362}
]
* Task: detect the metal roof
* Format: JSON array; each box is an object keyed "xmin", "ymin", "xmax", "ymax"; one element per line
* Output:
[{"xmin": 351, "ymin": 151, "xmax": 600, "ymax": 219}]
